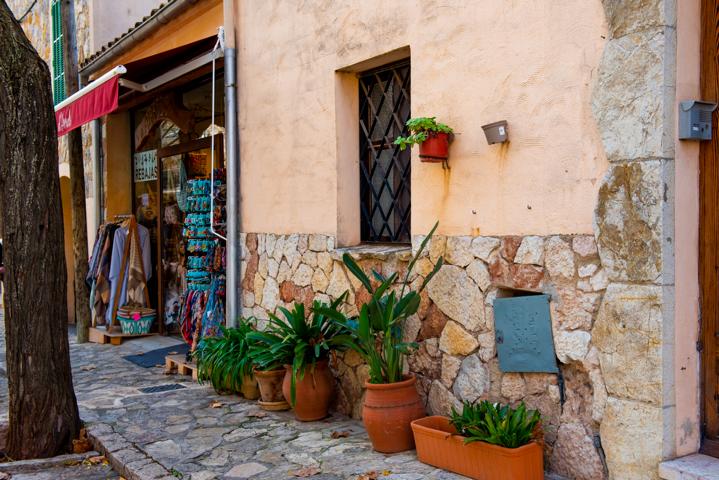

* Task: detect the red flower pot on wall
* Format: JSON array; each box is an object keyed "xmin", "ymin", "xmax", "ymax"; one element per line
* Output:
[{"xmin": 419, "ymin": 132, "xmax": 450, "ymax": 162}]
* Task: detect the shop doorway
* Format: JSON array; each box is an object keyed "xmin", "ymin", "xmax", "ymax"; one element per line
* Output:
[{"xmin": 699, "ymin": 0, "xmax": 719, "ymax": 457}]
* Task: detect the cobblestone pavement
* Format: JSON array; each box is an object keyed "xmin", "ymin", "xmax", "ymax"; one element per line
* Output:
[{"xmin": 0, "ymin": 314, "xmax": 464, "ymax": 480}]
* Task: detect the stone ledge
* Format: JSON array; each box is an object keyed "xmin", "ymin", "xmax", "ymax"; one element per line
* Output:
[
  {"xmin": 333, "ymin": 243, "xmax": 411, "ymax": 261},
  {"xmin": 0, "ymin": 451, "xmax": 100, "ymax": 473},
  {"xmin": 659, "ymin": 454, "xmax": 719, "ymax": 480}
]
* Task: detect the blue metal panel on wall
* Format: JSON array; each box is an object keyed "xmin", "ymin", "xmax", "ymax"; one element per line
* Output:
[{"xmin": 493, "ymin": 294, "xmax": 558, "ymax": 373}]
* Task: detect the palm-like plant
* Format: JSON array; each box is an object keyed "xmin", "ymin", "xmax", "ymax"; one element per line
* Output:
[
  {"xmin": 247, "ymin": 295, "xmax": 352, "ymax": 405},
  {"xmin": 194, "ymin": 318, "xmax": 257, "ymax": 393},
  {"xmin": 318, "ymin": 222, "xmax": 443, "ymax": 384},
  {"xmin": 449, "ymin": 400, "xmax": 541, "ymax": 449}
]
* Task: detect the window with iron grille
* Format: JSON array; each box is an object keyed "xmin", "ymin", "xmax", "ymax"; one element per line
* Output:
[
  {"xmin": 359, "ymin": 60, "xmax": 411, "ymax": 243},
  {"xmin": 50, "ymin": 0, "xmax": 65, "ymax": 105}
]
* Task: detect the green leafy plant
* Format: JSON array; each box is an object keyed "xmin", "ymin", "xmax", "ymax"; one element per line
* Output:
[
  {"xmin": 394, "ymin": 117, "xmax": 454, "ymax": 151},
  {"xmin": 449, "ymin": 400, "xmax": 541, "ymax": 449},
  {"xmin": 193, "ymin": 318, "xmax": 257, "ymax": 393},
  {"xmin": 317, "ymin": 222, "xmax": 443, "ymax": 384},
  {"xmin": 247, "ymin": 295, "xmax": 352, "ymax": 405}
]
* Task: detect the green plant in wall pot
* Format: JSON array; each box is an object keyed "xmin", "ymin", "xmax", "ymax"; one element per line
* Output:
[
  {"xmin": 394, "ymin": 117, "xmax": 454, "ymax": 162},
  {"xmin": 193, "ymin": 318, "xmax": 259, "ymax": 399},
  {"xmin": 410, "ymin": 400, "xmax": 544, "ymax": 479},
  {"xmin": 317, "ymin": 221, "xmax": 444, "ymax": 452}
]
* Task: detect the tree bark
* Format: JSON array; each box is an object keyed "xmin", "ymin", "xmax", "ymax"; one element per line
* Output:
[
  {"xmin": 0, "ymin": 0, "xmax": 81, "ymax": 459},
  {"xmin": 61, "ymin": 0, "xmax": 90, "ymax": 343}
]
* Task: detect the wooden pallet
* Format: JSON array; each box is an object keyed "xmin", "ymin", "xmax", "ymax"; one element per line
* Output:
[
  {"xmin": 165, "ymin": 354, "xmax": 198, "ymax": 380},
  {"xmin": 88, "ymin": 326, "xmax": 157, "ymax": 346}
]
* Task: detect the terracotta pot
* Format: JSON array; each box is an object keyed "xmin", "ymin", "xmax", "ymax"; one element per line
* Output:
[
  {"xmin": 254, "ymin": 368, "xmax": 289, "ymax": 410},
  {"xmin": 362, "ymin": 374, "xmax": 426, "ymax": 453},
  {"xmin": 419, "ymin": 132, "xmax": 450, "ymax": 162},
  {"xmin": 240, "ymin": 374, "xmax": 260, "ymax": 400},
  {"xmin": 282, "ymin": 359, "xmax": 334, "ymax": 421},
  {"xmin": 411, "ymin": 416, "xmax": 544, "ymax": 480}
]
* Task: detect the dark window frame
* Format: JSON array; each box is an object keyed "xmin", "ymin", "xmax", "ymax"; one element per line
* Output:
[{"xmin": 358, "ymin": 59, "xmax": 411, "ymax": 243}]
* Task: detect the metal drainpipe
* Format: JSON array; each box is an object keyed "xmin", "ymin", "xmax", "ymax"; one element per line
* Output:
[{"xmin": 225, "ymin": 47, "xmax": 240, "ymax": 328}]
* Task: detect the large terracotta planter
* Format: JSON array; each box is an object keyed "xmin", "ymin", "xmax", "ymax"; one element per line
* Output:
[
  {"xmin": 362, "ymin": 374, "xmax": 425, "ymax": 453},
  {"xmin": 419, "ymin": 132, "xmax": 450, "ymax": 162},
  {"xmin": 411, "ymin": 416, "xmax": 544, "ymax": 480},
  {"xmin": 240, "ymin": 374, "xmax": 260, "ymax": 400},
  {"xmin": 282, "ymin": 359, "xmax": 334, "ymax": 421},
  {"xmin": 254, "ymin": 368, "xmax": 289, "ymax": 410}
]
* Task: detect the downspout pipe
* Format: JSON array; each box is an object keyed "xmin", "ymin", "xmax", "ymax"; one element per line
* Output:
[{"xmin": 224, "ymin": 0, "xmax": 240, "ymax": 327}]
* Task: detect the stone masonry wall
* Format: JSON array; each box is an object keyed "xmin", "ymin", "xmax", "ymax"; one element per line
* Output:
[{"xmin": 240, "ymin": 232, "xmax": 609, "ymax": 480}]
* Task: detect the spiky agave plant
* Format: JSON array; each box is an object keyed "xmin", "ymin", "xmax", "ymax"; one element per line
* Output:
[{"xmin": 317, "ymin": 221, "xmax": 443, "ymax": 384}]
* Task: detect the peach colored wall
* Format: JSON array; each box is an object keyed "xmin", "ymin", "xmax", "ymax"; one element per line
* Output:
[
  {"xmin": 236, "ymin": 0, "xmax": 608, "ymax": 237},
  {"xmin": 674, "ymin": 0, "xmax": 702, "ymax": 456}
]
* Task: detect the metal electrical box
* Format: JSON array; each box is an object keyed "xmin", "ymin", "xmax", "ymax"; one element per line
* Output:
[
  {"xmin": 493, "ymin": 294, "xmax": 558, "ymax": 373},
  {"xmin": 679, "ymin": 100, "xmax": 717, "ymax": 141}
]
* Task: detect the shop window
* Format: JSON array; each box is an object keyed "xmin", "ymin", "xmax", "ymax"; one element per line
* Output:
[
  {"xmin": 358, "ymin": 60, "xmax": 411, "ymax": 243},
  {"xmin": 50, "ymin": 0, "xmax": 65, "ymax": 105}
]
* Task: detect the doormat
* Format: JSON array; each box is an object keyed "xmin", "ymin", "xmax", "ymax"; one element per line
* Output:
[{"xmin": 123, "ymin": 343, "xmax": 189, "ymax": 368}]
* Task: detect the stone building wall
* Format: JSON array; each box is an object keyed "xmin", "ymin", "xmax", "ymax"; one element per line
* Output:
[{"xmin": 240, "ymin": 232, "xmax": 609, "ymax": 480}]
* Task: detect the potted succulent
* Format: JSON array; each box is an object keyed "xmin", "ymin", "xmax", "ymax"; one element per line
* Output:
[
  {"xmin": 193, "ymin": 319, "xmax": 259, "ymax": 399},
  {"xmin": 250, "ymin": 297, "xmax": 350, "ymax": 421},
  {"xmin": 411, "ymin": 400, "xmax": 544, "ymax": 480},
  {"xmin": 319, "ymin": 222, "xmax": 443, "ymax": 453},
  {"xmin": 394, "ymin": 117, "xmax": 454, "ymax": 162}
]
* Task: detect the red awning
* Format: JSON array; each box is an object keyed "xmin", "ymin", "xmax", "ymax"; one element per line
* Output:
[{"xmin": 55, "ymin": 66, "xmax": 125, "ymax": 137}]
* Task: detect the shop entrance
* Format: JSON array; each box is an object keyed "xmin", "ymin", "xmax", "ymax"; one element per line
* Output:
[{"xmin": 699, "ymin": 0, "xmax": 719, "ymax": 457}]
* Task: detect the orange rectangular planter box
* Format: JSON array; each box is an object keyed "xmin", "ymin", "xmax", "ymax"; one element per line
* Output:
[{"xmin": 411, "ymin": 416, "xmax": 544, "ymax": 480}]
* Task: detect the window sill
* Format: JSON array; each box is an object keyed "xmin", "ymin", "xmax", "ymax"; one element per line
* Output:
[{"xmin": 332, "ymin": 243, "xmax": 412, "ymax": 261}]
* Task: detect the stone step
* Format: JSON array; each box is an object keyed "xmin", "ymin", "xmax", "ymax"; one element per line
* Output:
[{"xmin": 659, "ymin": 454, "xmax": 719, "ymax": 480}]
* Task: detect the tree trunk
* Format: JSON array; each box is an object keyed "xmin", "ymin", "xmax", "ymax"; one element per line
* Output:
[
  {"xmin": 0, "ymin": 1, "xmax": 81, "ymax": 459},
  {"xmin": 61, "ymin": 0, "xmax": 90, "ymax": 343}
]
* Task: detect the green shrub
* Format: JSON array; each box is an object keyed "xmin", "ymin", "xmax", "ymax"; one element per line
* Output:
[
  {"xmin": 449, "ymin": 400, "xmax": 541, "ymax": 449},
  {"xmin": 194, "ymin": 318, "xmax": 257, "ymax": 393}
]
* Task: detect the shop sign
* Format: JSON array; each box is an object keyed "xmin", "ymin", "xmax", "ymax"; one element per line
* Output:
[{"xmin": 134, "ymin": 150, "xmax": 158, "ymax": 182}]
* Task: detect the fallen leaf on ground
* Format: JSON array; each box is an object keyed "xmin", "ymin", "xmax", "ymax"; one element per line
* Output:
[
  {"xmin": 289, "ymin": 466, "xmax": 321, "ymax": 477},
  {"xmin": 84, "ymin": 455, "xmax": 107, "ymax": 465},
  {"xmin": 330, "ymin": 430, "xmax": 350, "ymax": 439},
  {"xmin": 168, "ymin": 351, "xmax": 178, "ymax": 355},
  {"xmin": 209, "ymin": 400, "xmax": 224, "ymax": 408},
  {"xmin": 80, "ymin": 364, "xmax": 96, "ymax": 371},
  {"xmin": 357, "ymin": 472, "xmax": 378, "ymax": 480}
]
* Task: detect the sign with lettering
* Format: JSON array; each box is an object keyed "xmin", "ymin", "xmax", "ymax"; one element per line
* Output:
[
  {"xmin": 134, "ymin": 150, "xmax": 157, "ymax": 182},
  {"xmin": 493, "ymin": 294, "xmax": 558, "ymax": 373}
]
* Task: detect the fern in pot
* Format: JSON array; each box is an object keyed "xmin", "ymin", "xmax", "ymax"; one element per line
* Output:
[{"xmin": 193, "ymin": 318, "xmax": 259, "ymax": 399}]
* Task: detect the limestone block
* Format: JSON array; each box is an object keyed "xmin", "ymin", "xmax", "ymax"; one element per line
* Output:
[
  {"xmin": 277, "ymin": 260, "xmax": 291, "ymax": 283},
  {"xmin": 578, "ymin": 263, "xmax": 598, "ymax": 278},
  {"xmin": 445, "ymin": 236, "xmax": 473, "ymax": 267},
  {"xmin": 311, "ymin": 269, "xmax": 329, "ymax": 292},
  {"xmin": 253, "ymin": 273, "xmax": 265, "ymax": 306},
  {"xmin": 470, "ymin": 237, "xmax": 500, "ymax": 262},
  {"xmin": 403, "ymin": 314, "xmax": 421, "ymax": 343},
  {"xmin": 545, "ymin": 236, "xmax": 575, "ymax": 280},
  {"xmin": 453, "ymin": 354, "xmax": 489, "ymax": 402},
  {"xmin": 550, "ymin": 422, "xmax": 606, "ymax": 480},
  {"xmin": 291, "ymin": 264, "xmax": 313, "ymax": 287},
  {"xmin": 515, "ymin": 236, "xmax": 545, "ymax": 265},
  {"xmin": 272, "ymin": 236, "xmax": 285, "ymax": 263},
  {"xmin": 427, "ymin": 265, "xmax": 485, "ymax": 331},
  {"xmin": 477, "ymin": 331, "xmax": 496, "ymax": 362},
  {"xmin": 554, "ymin": 330, "xmax": 591, "ymax": 363},
  {"xmin": 260, "ymin": 277, "xmax": 279, "ymax": 312},
  {"xmin": 308, "ymin": 234, "xmax": 327, "ymax": 252},
  {"xmin": 408, "ymin": 341, "xmax": 441, "ymax": 380},
  {"xmin": 317, "ymin": 252, "xmax": 333, "ymax": 275},
  {"xmin": 500, "ymin": 236, "xmax": 523, "ymax": 262},
  {"xmin": 326, "ymin": 264, "xmax": 352, "ymax": 301},
  {"xmin": 258, "ymin": 255, "xmax": 268, "ymax": 279},
  {"xmin": 466, "ymin": 260, "xmax": 491, "ymax": 292},
  {"xmin": 302, "ymin": 250, "xmax": 318, "ymax": 268},
  {"xmin": 267, "ymin": 258, "xmax": 279, "ymax": 279},
  {"xmin": 500, "ymin": 373, "xmax": 526, "ymax": 402},
  {"xmin": 265, "ymin": 234, "xmax": 277, "ymax": 258},
  {"xmin": 592, "ymin": 30, "xmax": 670, "ymax": 162},
  {"xmin": 419, "ymin": 303, "xmax": 449, "ymax": 340},
  {"xmin": 441, "ymin": 355, "xmax": 462, "ymax": 388},
  {"xmin": 600, "ymin": 397, "xmax": 662, "ymax": 480},
  {"xmin": 595, "ymin": 161, "xmax": 664, "ymax": 283},
  {"xmin": 592, "ymin": 283, "xmax": 662, "ymax": 405},
  {"xmin": 429, "ymin": 235, "xmax": 446, "ymax": 263},
  {"xmin": 428, "ymin": 380, "xmax": 461, "ymax": 416},
  {"xmin": 602, "ymin": 0, "xmax": 673, "ymax": 39},
  {"xmin": 439, "ymin": 321, "xmax": 479, "ymax": 356},
  {"xmin": 283, "ymin": 233, "xmax": 300, "ymax": 266},
  {"xmin": 550, "ymin": 288, "xmax": 595, "ymax": 332},
  {"xmin": 573, "ymin": 235, "xmax": 598, "ymax": 258}
]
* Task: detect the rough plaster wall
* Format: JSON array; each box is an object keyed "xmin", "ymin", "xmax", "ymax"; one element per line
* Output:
[
  {"xmin": 237, "ymin": 0, "xmax": 609, "ymax": 237},
  {"xmin": 591, "ymin": 1, "xmax": 677, "ymax": 479}
]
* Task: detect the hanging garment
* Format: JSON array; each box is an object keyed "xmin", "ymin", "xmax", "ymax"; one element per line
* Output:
[
  {"xmin": 92, "ymin": 223, "xmax": 119, "ymax": 324},
  {"xmin": 107, "ymin": 223, "xmax": 152, "ymax": 323},
  {"xmin": 86, "ymin": 225, "xmax": 107, "ymax": 287}
]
